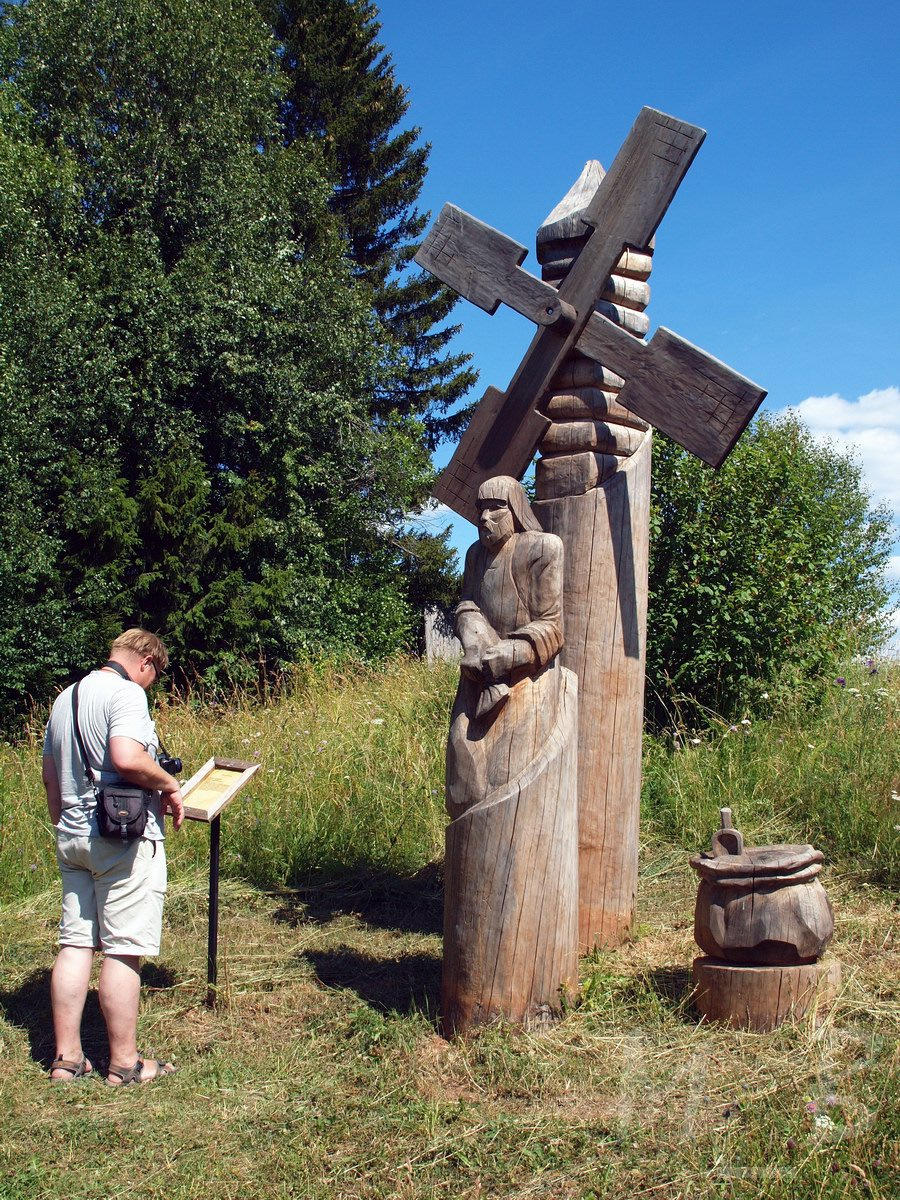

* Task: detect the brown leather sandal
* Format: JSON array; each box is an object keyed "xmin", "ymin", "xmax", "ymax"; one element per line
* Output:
[
  {"xmin": 50, "ymin": 1055, "xmax": 92, "ymax": 1081},
  {"xmin": 107, "ymin": 1058, "xmax": 175, "ymax": 1086}
]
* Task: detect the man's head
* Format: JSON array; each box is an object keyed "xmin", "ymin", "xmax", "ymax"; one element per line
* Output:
[
  {"xmin": 109, "ymin": 628, "xmax": 169, "ymax": 690},
  {"xmin": 476, "ymin": 476, "xmax": 541, "ymax": 550}
]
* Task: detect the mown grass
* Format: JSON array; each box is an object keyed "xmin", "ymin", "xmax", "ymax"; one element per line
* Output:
[{"xmin": 0, "ymin": 655, "xmax": 897, "ymax": 1198}]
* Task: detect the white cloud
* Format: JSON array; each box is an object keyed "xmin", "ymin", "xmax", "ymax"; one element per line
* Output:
[
  {"xmin": 787, "ymin": 387, "xmax": 900, "ymax": 520},
  {"xmin": 404, "ymin": 498, "xmax": 456, "ymax": 529},
  {"xmin": 786, "ymin": 389, "xmax": 900, "ymax": 651}
]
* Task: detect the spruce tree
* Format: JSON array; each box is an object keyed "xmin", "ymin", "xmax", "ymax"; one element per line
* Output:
[
  {"xmin": 0, "ymin": 0, "xmax": 439, "ymax": 717},
  {"xmin": 260, "ymin": 0, "xmax": 477, "ymax": 445}
]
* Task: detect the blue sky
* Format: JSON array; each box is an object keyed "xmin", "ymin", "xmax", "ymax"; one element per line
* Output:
[{"xmin": 376, "ymin": 0, "xmax": 900, "ymax": 631}]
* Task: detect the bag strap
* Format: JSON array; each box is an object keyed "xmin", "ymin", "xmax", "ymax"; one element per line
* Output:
[{"xmin": 71, "ymin": 681, "xmax": 100, "ymax": 799}]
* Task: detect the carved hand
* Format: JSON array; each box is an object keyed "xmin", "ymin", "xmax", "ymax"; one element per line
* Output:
[{"xmin": 481, "ymin": 638, "xmax": 534, "ymax": 683}]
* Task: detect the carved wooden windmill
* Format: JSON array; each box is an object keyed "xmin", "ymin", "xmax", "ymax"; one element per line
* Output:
[{"xmin": 417, "ymin": 108, "xmax": 766, "ymax": 950}]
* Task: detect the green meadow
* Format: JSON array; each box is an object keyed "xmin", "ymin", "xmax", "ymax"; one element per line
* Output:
[{"xmin": 0, "ymin": 657, "xmax": 896, "ymax": 1199}]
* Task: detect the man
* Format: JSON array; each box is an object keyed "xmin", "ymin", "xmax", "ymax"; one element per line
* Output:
[{"xmin": 42, "ymin": 628, "xmax": 184, "ymax": 1085}]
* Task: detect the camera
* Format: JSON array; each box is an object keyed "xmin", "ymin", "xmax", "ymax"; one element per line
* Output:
[{"xmin": 158, "ymin": 752, "xmax": 183, "ymax": 776}]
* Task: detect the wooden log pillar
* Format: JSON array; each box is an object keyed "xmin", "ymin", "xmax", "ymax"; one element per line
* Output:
[{"xmin": 531, "ymin": 163, "xmax": 652, "ymax": 948}]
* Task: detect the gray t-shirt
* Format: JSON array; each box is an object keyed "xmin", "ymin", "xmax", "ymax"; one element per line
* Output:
[{"xmin": 43, "ymin": 669, "xmax": 165, "ymax": 840}]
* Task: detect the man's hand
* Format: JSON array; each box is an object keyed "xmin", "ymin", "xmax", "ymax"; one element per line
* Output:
[{"xmin": 162, "ymin": 784, "xmax": 184, "ymax": 831}]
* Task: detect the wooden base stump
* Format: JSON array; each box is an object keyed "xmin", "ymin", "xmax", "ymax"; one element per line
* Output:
[
  {"xmin": 442, "ymin": 669, "xmax": 579, "ymax": 1035},
  {"xmin": 692, "ymin": 956, "xmax": 841, "ymax": 1031}
]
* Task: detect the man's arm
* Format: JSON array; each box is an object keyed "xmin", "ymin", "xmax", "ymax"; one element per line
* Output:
[
  {"xmin": 42, "ymin": 755, "xmax": 62, "ymax": 826},
  {"xmin": 109, "ymin": 737, "xmax": 184, "ymax": 830}
]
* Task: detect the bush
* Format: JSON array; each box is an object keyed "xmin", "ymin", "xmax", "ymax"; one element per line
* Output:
[{"xmin": 647, "ymin": 412, "xmax": 896, "ymax": 727}]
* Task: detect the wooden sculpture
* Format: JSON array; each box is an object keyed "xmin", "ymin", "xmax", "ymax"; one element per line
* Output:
[
  {"xmin": 416, "ymin": 108, "xmax": 766, "ymax": 954},
  {"xmin": 530, "ymin": 163, "xmax": 653, "ymax": 947},
  {"xmin": 443, "ymin": 477, "xmax": 579, "ymax": 1033},
  {"xmin": 690, "ymin": 809, "xmax": 841, "ymax": 1030}
]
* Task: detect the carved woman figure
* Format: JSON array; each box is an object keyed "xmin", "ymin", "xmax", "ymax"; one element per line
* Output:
[
  {"xmin": 442, "ymin": 476, "xmax": 578, "ymax": 1030},
  {"xmin": 447, "ymin": 476, "xmax": 566, "ymax": 817}
]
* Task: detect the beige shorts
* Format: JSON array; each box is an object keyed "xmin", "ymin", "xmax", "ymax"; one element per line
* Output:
[{"xmin": 56, "ymin": 834, "xmax": 167, "ymax": 956}]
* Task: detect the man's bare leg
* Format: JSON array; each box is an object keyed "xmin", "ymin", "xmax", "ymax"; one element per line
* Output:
[
  {"xmin": 100, "ymin": 954, "xmax": 173, "ymax": 1083},
  {"xmin": 50, "ymin": 945, "xmax": 94, "ymax": 1078}
]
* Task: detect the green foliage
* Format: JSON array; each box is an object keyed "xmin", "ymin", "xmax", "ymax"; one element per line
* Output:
[
  {"xmin": 641, "ymin": 658, "xmax": 900, "ymax": 888},
  {"xmin": 0, "ymin": 0, "xmax": 458, "ymax": 724},
  {"xmin": 647, "ymin": 412, "xmax": 896, "ymax": 726},
  {"xmin": 260, "ymin": 0, "xmax": 478, "ymax": 444}
]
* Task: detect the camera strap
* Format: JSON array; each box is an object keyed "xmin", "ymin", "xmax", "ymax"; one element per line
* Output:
[{"xmin": 102, "ymin": 660, "xmax": 130, "ymax": 681}]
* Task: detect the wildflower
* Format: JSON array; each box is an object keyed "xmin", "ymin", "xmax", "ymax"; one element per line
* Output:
[
  {"xmin": 807, "ymin": 744, "xmax": 816, "ymax": 750},
  {"xmin": 786, "ymin": 1137, "xmax": 797, "ymax": 1151},
  {"xmin": 740, "ymin": 718, "xmax": 751, "ymax": 726},
  {"xmin": 29, "ymin": 863, "xmax": 37, "ymax": 872},
  {"xmin": 371, "ymin": 718, "xmax": 385, "ymax": 725},
  {"xmin": 761, "ymin": 692, "xmax": 769, "ymax": 700},
  {"xmin": 835, "ymin": 677, "xmax": 846, "ymax": 687},
  {"xmin": 891, "ymin": 791, "xmax": 899, "ymax": 802},
  {"xmin": 728, "ymin": 724, "xmax": 738, "ymax": 733},
  {"xmin": 805, "ymin": 1101, "xmax": 818, "ymax": 1113},
  {"xmin": 690, "ymin": 737, "xmax": 701, "ymax": 745}
]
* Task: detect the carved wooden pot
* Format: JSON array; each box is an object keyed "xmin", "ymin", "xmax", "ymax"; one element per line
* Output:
[{"xmin": 690, "ymin": 844, "xmax": 834, "ymax": 966}]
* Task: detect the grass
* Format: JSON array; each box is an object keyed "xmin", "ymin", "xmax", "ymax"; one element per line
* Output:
[{"xmin": 0, "ymin": 655, "xmax": 897, "ymax": 1197}]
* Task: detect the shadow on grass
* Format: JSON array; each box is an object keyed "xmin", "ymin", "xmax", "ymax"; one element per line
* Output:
[
  {"xmin": 270, "ymin": 862, "xmax": 444, "ymax": 937},
  {"xmin": 305, "ymin": 946, "xmax": 441, "ymax": 1018},
  {"xmin": 0, "ymin": 962, "xmax": 179, "ymax": 1068},
  {"xmin": 628, "ymin": 964, "xmax": 698, "ymax": 1020}
]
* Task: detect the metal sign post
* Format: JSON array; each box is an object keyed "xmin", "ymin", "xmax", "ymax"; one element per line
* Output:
[{"xmin": 180, "ymin": 757, "xmax": 260, "ymax": 1007}]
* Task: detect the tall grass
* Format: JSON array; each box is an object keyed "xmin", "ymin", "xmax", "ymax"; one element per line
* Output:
[
  {"xmin": 641, "ymin": 658, "xmax": 900, "ymax": 886},
  {"xmin": 1, "ymin": 654, "xmax": 897, "ymax": 906},
  {"xmin": 0, "ymin": 656, "xmax": 454, "ymax": 903},
  {"xmin": 0, "ymin": 656, "xmax": 897, "ymax": 1199}
]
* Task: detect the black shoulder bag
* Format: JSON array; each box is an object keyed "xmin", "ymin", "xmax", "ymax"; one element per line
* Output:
[{"xmin": 72, "ymin": 676, "xmax": 150, "ymax": 841}]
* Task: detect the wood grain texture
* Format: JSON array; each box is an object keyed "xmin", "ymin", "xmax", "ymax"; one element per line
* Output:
[
  {"xmin": 535, "ymin": 451, "xmax": 621, "ymax": 499},
  {"xmin": 692, "ymin": 957, "xmax": 841, "ymax": 1031},
  {"xmin": 576, "ymin": 319, "xmax": 766, "ymax": 467},
  {"xmin": 442, "ymin": 667, "xmax": 579, "ymax": 1032},
  {"xmin": 443, "ymin": 485, "xmax": 580, "ymax": 1031},
  {"xmin": 694, "ymin": 876, "xmax": 834, "ymax": 965},
  {"xmin": 428, "ymin": 108, "xmax": 705, "ymax": 520},
  {"xmin": 533, "ymin": 434, "xmax": 652, "ymax": 947},
  {"xmin": 181, "ymin": 756, "xmax": 260, "ymax": 823},
  {"xmin": 538, "ymin": 420, "xmax": 645, "ymax": 457},
  {"xmin": 690, "ymin": 842, "xmax": 834, "ymax": 965},
  {"xmin": 543, "ymin": 388, "xmax": 649, "ymax": 426}
]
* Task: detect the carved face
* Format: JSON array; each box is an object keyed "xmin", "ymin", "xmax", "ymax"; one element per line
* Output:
[{"xmin": 478, "ymin": 498, "xmax": 515, "ymax": 550}]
